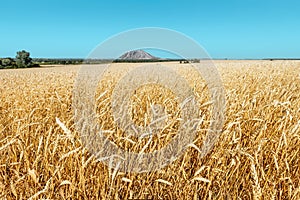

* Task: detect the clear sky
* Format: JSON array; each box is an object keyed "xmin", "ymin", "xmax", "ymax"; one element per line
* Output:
[{"xmin": 1, "ymin": 0, "xmax": 299, "ymax": 59}]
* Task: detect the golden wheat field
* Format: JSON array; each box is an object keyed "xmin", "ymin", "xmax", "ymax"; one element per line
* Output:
[{"xmin": 0, "ymin": 60, "xmax": 300, "ymax": 199}]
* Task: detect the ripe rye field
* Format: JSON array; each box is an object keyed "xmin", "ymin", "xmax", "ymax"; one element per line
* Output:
[{"xmin": 0, "ymin": 60, "xmax": 300, "ymax": 199}]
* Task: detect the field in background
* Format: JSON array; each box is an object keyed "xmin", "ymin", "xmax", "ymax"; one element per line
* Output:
[{"xmin": 0, "ymin": 60, "xmax": 300, "ymax": 199}]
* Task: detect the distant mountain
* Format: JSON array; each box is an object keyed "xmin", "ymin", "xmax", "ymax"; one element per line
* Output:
[{"xmin": 119, "ymin": 50, "xmax": 158, "ymax": 60}]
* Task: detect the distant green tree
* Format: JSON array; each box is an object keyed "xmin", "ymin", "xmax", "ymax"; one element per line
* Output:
[
  {"xmin": 15, "ymin": 50, "xmax": 33, "ymax": 68},
  {"xmin": 1, "ymin": 58, "xmax": 15, "ymax": 68}
]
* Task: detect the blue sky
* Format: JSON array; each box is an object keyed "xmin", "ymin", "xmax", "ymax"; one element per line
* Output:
[{"xmin": 0, "ymin": 0, "xmax": 299, "ymax": 59}]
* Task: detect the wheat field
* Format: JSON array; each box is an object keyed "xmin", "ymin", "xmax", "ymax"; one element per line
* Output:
[{"xmin": 0, "ymin": 60, "xmax": 300, "ymax": 199}]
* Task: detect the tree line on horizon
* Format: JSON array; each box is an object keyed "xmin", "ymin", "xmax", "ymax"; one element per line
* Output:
[
  {"xmin": 0, "ymin": 50, "xmax": 39, "ymax": 69},
  {"xmin": 0, "ymin": 51, "xmax": 205, "ymax": 69}
]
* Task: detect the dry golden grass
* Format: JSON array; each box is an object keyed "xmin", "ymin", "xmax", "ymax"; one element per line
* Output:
[{"xmin": 0, "ymin": 60, "xmax": 300, "ymax": 199}]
